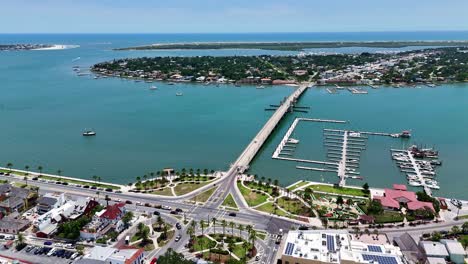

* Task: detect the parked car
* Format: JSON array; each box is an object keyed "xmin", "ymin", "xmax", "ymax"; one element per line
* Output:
[
  {"xmin": 153, "ymin": 211, "xmax": 160, "ymax": 216},
  {"xmin": 83, "ymin": 185, "xmax": 90, "ymax": 188},
  {"xmin": 175, "ymin": 235, "xmax": 182, "ymax": 242},
  {"xmin": 125, "ymin": 200, "xmax": 133, "ymax": 204},
  {"xmin": 43, "ymin": 241, "xmax": 52, "ymax": 246},
  {"xmin": 105, "ymin": 188, "xmax": 113, "ymax": 192},
  {"xmin": 228, "ymin": 212, "xmax": 237, "ymax": 217}
]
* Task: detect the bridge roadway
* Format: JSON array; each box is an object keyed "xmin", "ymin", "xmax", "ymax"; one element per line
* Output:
[{"xmin": 204, "ymin": 83, "xmax": 309, "ymax": 207}]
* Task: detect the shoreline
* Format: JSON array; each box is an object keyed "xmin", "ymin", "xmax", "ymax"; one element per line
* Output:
[
  {"xmin": 115, "ymin": 40, "xmax": 468, "ymax": 51},
  {"xmin": 32, "ymin": 44, "xmax": 80, "ymax": 50}
]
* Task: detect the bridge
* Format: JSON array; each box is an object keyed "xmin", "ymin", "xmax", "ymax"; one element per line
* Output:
[
  {"xmin": 205, "ymin": 83, "xmax": 309, "ymax": 207},
  {"xmin": 229, "ymin": 83, "xmax": 309, "ymax": 175}
]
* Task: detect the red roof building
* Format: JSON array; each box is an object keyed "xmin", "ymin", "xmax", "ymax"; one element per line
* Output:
[
  {"xmin": 99, "ymin": 203, "xmax": 125, "ymax": 221},
  {"xmin": 373, "ymin": 185, "xmax": 434, "ymax": 212}
]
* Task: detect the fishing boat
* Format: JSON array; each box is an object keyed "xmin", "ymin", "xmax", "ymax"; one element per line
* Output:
[
  {"xmin": 82, "ymin": 130, "xmax": 96, "ymax": 136},
  {"xmin": 149, "ymin": 85, "xmax": 157, "ymax": 90},
  {"xmin": 168, "ymin": 82, "xmax": 175, "ymax": 85},
  {"xmin": 176, "ymin": 92, "xmax": 183, "ymax": 96},
  {"xmin": 256, "ymin": 85, "xmax": 265, "ymax": 89}
]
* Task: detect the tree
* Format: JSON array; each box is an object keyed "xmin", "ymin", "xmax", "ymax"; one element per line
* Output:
[
  {"xmin": 37, "ymin": 165, "xmax": 43, "ymax": 176},
  {"xmin": 57, "ymin": 169, "xmax": 62, "ymax": 181},
  {"xmin": 157, "ymin": 248, "xmax": 193, "ymax": 264},
  {"xmin": 200, "ymin": 220, "xmax": 205, "ymax": 236},
  {"xmin": 451, "ymin": 225, "xmax": 460, "ymax": 235},
  {"xmin": 137, "ymin": 223, "xmax": 149, "ymax": 243},
  {"xmin": 461, "ymin": 235, "xmax": 468, "ymax": 250},
  {"xmin": 187, "ymin": 226, "xmax": 195, "ymax": 241},
  {"xmin": 273, "ymin": 179, "xmax": 279, "ymax": 187},
  {"xmin": 246, "ymin": 225, "xmax": 253, "ymax": 236},
  {"xmin": 362, "ymin": 183, "xmax": 370, "ymax": 193},
  {"xmin": 122, "ymin": 212, "xmax": 134, "ymax": 228},
  {"xmin": 367, "ymin": 200, "xmax": 383, "ymax": 215},
  {"xmin": 238, "ymin": 224, "xmax": 244, "ymax": 238},
  {"xmin": 431, "ymin": 231, "xmax": 442, "ymax": 242},
  {"xmin": 336, "ymin": 196, "xmax": 344, "ymax": 208},
  {"xmin": 242, "ymin": 242, "xmax": 250, "ymax": 260},
  {"xmin": 462, "ymin": 221, "xmax": 468, "ymax": 234},
  {"xmin": 6, "ymin": 162, "xmax": 13, "ymax": 173},
  {"xmin": 211, "ymin": 217, "xmax": 217, "ymax": 235},
  {"xmin": 24, "ymin": 165, "xmax": 29, "ymax": 176},
  {"xmin": 221, "ymin": 219, "xmax": 227, "ymax": 237},
  {"xmin": 229, "ymin": 221, "xmax": 235, "ymax": 236},
  {"xmin": 104, "ymin": 195, "xmax": 110, "ymax": 206},
  {"xmin": 249, "ymin": 230, "xmax": 257, "ymax": 249}
]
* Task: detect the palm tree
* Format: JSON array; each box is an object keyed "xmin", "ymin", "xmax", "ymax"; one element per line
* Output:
[
  {"xmin": 249, "ymin": 230, "xmax": 257, "ymax": 249},
  {"xmin": 181, "ymin": 168, "xmax": 186, "ymax": 177},
  {"xmin": 97, "ymin": 176, "xmax": 101, "ymax": 185},
  {"xmin": 149, "ymin": 172, "xmax": 155, "ymax": 180},
  {"xmin": 105, "ymin": 195, "xmax": 110, "ymax": 206},
  {"xmin": 273, "ymin": 179, "xmax": 279, "ymax": 187},
  {"xmin": 238, "ymin": 224, "xmax": 244, "ymax": 238},
  {"xmin": 143, "ymin": 174, "xmax": 148, "ymax": 182},
  {"xmin": 242, "ymin": 242, "xmax": 250, "ymax": 261},
  {"xmin": 203, "ymin": 169, "xmax": 208, "ymax": 176},
  {"xmin": 211, "ymin": 217, "xmax": 217, "ymax": 235},
  {"xmin": 92, "ymin": 175, "xmax": 98, "ymax": 184},
  {"xmin": 221, "ymin": 219, "xmax": 227, "ymax": 237},
  {"xmin": 229, "ymin": 221, "xmax": 235, "ymax": 236},
  {"xmin": 57, "ymin": 169, "xmax": 62, "ymax": 182},
  {"xmin": 200, "ymin": 220, "xmax": 205, "ymax": 236},
  {"xmin": 37, "ymin": 165, "xmax": 43, "ymax": 176},
  {"xmin": 187, "ymin": 226, "xmax": 195, "ymax": 241},
  {"xmin": 6, "ymin": 163, "xmax": 13, "ymax": 173},
  {"xmin": 24, "ymin": 165, "xmax": 29, "ymax": 176},
  {"xmin": 16, "ymin": 232, "xmax": 25, "ymax": 247},
  {"xmin": 246, "ymin": 225, "xmax": 253, "ymax": 236}
]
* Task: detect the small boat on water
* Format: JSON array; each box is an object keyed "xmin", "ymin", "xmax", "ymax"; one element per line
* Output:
[
  {"xmin": 168, "ymin": 82, "xmax": 175, "ymax": 85},
  {"xmin": 149, "ymin": 85, "xmax": 157, "ymax": 90},
  {"xmin": 288, "ymin": 138, "xmax": 299, "ymax": 144},
  {"xmin": 82, "ymin": 130, "xmax": 96, "ymax": 137},
  {"xmin": 348, "ymin": 132, "xmax": 361, "ymax": 138},
  {"xmin": 256, "ymin": 85, "xmax": 265, "ymax": 89},
  {"xmin": 176, "ymin": 92, "xmax": 183, "ymax": 96}
]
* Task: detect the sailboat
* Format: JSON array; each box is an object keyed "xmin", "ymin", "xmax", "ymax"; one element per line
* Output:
[{"xmin": 149, "ymin": 85, "xmax": 157, "ymax": 90}]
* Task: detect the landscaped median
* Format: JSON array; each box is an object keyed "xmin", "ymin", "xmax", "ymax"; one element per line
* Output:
[
  {"xmin": 236, "ymin": 181, "xmax": 269, "ymax": 207},
  {"xmin": 221, "ymin": 193, "xmax": 238, "ymax": 210},
  {"xmin": 131, "ymin": 175, "xmax": 218, "ymax": 197},
  {"xmin": 190, "ymin": 186, "xmax": 218, "ymax": 203}
]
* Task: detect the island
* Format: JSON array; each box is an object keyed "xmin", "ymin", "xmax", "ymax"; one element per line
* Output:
[
  {"xmin": 115, "ymin": 40, "xmax": 468, "ymax": 51},
  {"xmin": 0, "ymin": 44, "xmax": 55, "ymax": 51},
  {"xmin": 92, "ymin": 47, "xmax": 468, "ymax": 85}
]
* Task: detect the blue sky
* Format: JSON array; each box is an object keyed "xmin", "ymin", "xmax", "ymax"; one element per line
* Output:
[{"xmin": 2, "ymin": 0, "xmax": 468, "ymax": 33}]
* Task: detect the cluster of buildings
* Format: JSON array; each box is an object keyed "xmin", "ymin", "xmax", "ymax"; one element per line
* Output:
[{"xmin": 279, "ymin": 230, "xmax": 467, "ymax": 264}]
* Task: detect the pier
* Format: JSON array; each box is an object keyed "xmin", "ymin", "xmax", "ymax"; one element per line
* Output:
[{"xmin": 231, "ymin": 84, "xmax": 309, "ymax": 174}]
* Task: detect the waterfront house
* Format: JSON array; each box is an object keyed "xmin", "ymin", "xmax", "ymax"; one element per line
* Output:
[{"xmin": 373, "ymin": 185, "xmax": 435, "ymax": 213}]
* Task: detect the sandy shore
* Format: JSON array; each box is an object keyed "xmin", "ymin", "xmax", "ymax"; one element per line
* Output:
[{"xmin": 33, "ymin": 44, "xmax": 79, "ymax": 50}]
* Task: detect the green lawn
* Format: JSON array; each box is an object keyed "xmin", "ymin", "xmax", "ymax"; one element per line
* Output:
[
  {"xmin": 277, "ymin": 197, "xmax": 314, "ymax": 217},
  {"xmin": 308, "ymin": 184, "xmax": 367, "ymax": 197},
  {"xmin": 39, "ymin": 175, "xmax": 121, "ymax": 190},
  {"xmin": 374, "ymin": 211, "xmax": 404, "ymax": 223},
  {"xmin": 245, "ymin": 181, "xmax": 275, "ymax": 196},
  {"xmin": 150, "ymin": 188, "xmax": 174, "ymax": 196},
  {"xmin": 287, "ymin": 181, "xmax": 309, "ymax": 191},
  {"xmin": 157, "ymin": 230, "xmax": 175, "ymax": 247},
  {"xmin": 237, "ymin": 181, "xmax": 268, "ymax": 207},
  {"xmin": 256, "ymin": 202, "xmax": 288, "ymax": 217},
  {"xmin": 232, "ymin": 243, "xmax": 248, "ymax": 259},
  {"xmin": 221, "ymin": 194, "xmax": 238, "ymax": 209},
  {"xmin": 190, "ymin": 187, "xmax": 217, "ymax": 203},
  {"xmin": 457, "ymin": 215, "xmax": 468, "ymax": 220},
  {"xmin": 193, "ymin": 235, "xmax": 217, "ymax": 252},
  {"xmin": 0, "ymin": 169, "xmax": 27, "ymax": 176},
  {"xmin": 174, "ymin": 181, "xmax": 211, "ymax": 196}
]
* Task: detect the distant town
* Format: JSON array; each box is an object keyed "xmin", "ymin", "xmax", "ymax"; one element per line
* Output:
[{"xmin": 93, "ymin": 47, "xmax": 468, "ymax": 86}]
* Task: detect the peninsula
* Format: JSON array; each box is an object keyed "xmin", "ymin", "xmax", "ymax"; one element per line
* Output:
[
  {"xmin": 115, "ymin": 40, "xmax": 468, "ymax": 51},
  {"xmin": 93, "ymin": 47, "xmax": 468, "ymax": 85},
  {"xmin": 0, "ymin": 44, "xmax": 54, "ymax": 51}
]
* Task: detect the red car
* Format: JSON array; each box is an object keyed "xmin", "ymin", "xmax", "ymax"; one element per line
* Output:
[{"xmin": 150, "ymin": 257, "xmax": 158, "ymax": 264}]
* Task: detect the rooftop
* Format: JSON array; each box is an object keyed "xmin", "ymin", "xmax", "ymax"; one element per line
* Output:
[
  {"xmin": 419, "ymin": 241, "xmax": 449, "ymax": 257},
  {"xmin": 440, "ymin": 239, "xmax": 466, "ymax": 255}
]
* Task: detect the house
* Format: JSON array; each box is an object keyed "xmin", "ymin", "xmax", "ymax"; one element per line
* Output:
[
  {"xmin": 36, "ymin": 192, "xmax": 65, "ymax": 215},
  {"xmin": 0, "ymin": 183, "xmax": 37, "ymax": 215},
  {"xmin": 80, "ymin": 203, "xmax": 126, "ymax": 240},
  {"xmin": 358, "ymin": 215, "xmax": 375, "ymax": 224},
  {"xmin": 35, "ymin": 198, "xmax": 98, "ymax": 238},
  {"xmin": 373, "ymin": 185, "xmax": 435, "ymax": 212},
  {"xmin": 77, "ymin": 246, "xmax": 144, "ymax": 264},
  {"xmin": 0, "ymin": 212, "xmax": 30, "ymax": 234},
  {"xmin": 440, "ymin": 240, "xmax": 466, "ymax": 264},
  {"xmin": 260, "ymin": 78, "xmax": 272, "ymax": 84}
]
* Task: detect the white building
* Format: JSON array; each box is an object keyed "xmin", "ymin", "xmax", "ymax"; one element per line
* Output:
[
  {"xmin": 280, "ymin": 230, "xmax": 405, "ymax": 264},
  {"xmin": 440, "ymin": 240, "xmax": 466, "ymax": 264},
  {"xmin": 77, "ymin": 246, "xmax": 144, "ymax": 264}
]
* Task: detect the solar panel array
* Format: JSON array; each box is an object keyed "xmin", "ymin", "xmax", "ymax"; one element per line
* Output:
[
  {"xmin": 362, "ymin": 254, "xmax": 398, "ymax": 264},
  {"xmin": 327, "ymin": 235, "xmax": 335, "ymax": 251},
  {"xmin": 368, "ymin": 245, "xmax": 383, "ymax": 253},
  {"xmin": 285, "ymin": 242, "xmax": 295, "ymax": 255}
]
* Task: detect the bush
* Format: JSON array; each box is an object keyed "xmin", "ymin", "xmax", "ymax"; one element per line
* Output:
[{"xmin": 15, "ymin": 243, "xmax": 27, "ymax": 251}]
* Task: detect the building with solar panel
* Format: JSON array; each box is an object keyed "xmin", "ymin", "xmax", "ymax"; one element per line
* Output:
[{"xmin": 279, "ymin": 230, "xmax": 406, "ymax": 264}]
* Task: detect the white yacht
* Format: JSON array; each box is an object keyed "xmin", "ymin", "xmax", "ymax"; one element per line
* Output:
[
  {"xmin": 176, "ymin": 92, "xmax": 183, "ymax": 96},
  {"xmin": 149, "ymin": 85, "xmax": 157, "ymax": 90},
  {"xmin": 288, "ymin": 138, "xmax": 300, "ymax": 144}
]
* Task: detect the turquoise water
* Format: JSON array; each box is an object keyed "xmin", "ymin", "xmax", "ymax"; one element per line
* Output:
[
  {"xmin": 249, "ymin": 85, "xmax": 468, "ymax": 199},
  {"xmin": 1, "ymin": 33, "xmax": 468, "ymax": 199}
]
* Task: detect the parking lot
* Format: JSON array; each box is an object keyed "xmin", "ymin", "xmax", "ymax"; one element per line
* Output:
[{"xmin": 0, "ymin": 243, "xmax": 81, "ymax": 264}]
